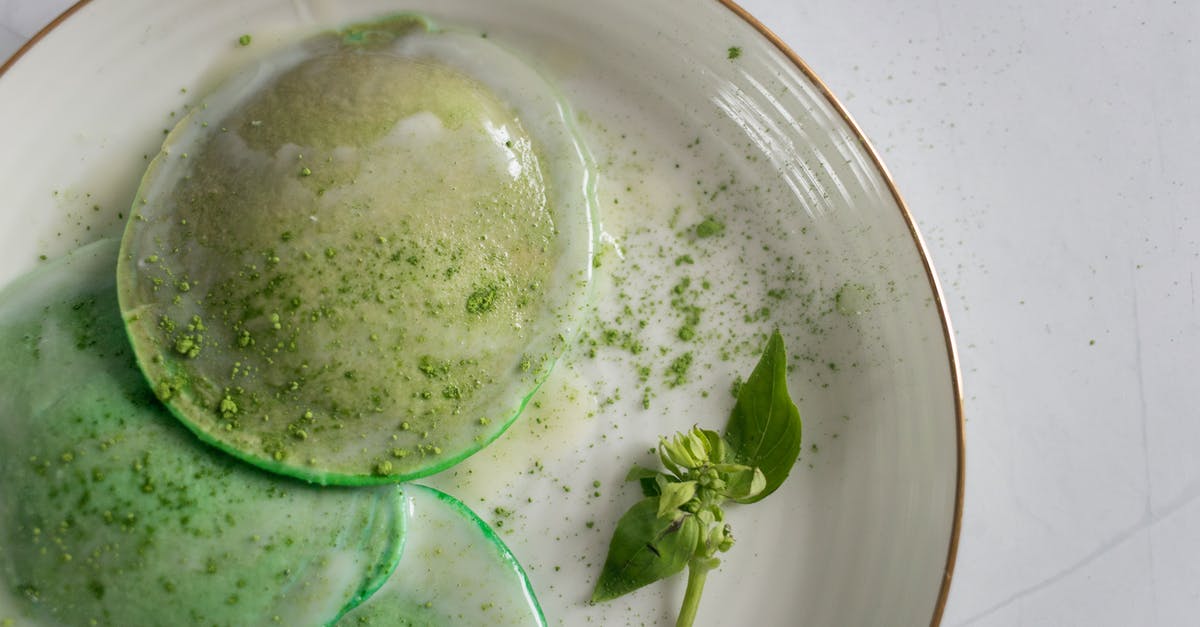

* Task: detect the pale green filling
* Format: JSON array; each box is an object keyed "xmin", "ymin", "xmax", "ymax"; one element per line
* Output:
[
  {"xmin": 0, "ymin": 240, "xmax": 404, "ymax": 627},
  {"xmin": 338, "ymin": 485, "xmax": 545, "ymax": 626},
  {"xmin": 118, "ymin": 17, "xmax": 594, "ymax": 485}
]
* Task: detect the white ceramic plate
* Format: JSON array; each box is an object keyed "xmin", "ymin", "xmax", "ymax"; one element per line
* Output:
[{"xmin": 0, "ymin": 1, "xmax": 963, "ymax": 625}]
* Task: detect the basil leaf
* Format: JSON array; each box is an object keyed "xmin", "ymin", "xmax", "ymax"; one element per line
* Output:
[
  {"xmin": 657, "ymin": 480, "xmax": 698, "ymax": 518},
  {"xmin": 700, "ymin": 428, "xmax": 728, "ymax": 463},
  {"xmin": 683, "ymin": 432, "xmax": 709, "ymax": 463},
  {"xmin": 591, "ymin": 498, "xmax": 701, "ymax": 602},
  {"xmin": 657, "ymin": 437, "xmax": 686, "ymax": 475},
  {"xmin": 704, "ymin": 523, "xmax": 728, "ymax": 555},
  {"xmin": 625, "ymin": 465, "xmax": 663, "ymax": 497},
  {"xmin": 658, "ymin": 435, "xmax": 689, "ymax": 475},
  {"xmin": 723, "ymin": 329, "xmax": 802, "ymax": 504},
  {"xmin": 711, "ymin": 462, "xmax": 756, "ymax": 475},
  {"xmin": 625, "ymin": 465, "xmax": 660, "ymax": 483},
  {"xmin": 721, "ymin": 466, "xmax": 766, "ymax": 501}
]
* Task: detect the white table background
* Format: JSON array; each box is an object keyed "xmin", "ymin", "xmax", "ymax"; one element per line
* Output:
[{"xmin": 3, "ymin": 1, "xmax": 1197, "ymax": 625}]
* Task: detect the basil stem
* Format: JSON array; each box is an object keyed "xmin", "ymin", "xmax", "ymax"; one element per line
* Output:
[{"xmin": 677, "ymin": 556, "xmax": 719, "ymax": 627}]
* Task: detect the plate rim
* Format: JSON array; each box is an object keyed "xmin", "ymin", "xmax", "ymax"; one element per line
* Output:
[
  {"xmin": 710, "ymin": 4, "xmax": 966, "ymax": 624},
  {"xmin": 0, "ymin": 1, "xmax": 966, "ymax": 624}
]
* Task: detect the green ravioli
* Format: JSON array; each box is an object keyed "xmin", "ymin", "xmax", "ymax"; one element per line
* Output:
[
  {"xmin": 0, "ymin": 240, "xmax": 405, "ymax": 627},
  {"xmin": 117, "ymin": 15, "xmax": 596, "ymax": 485},
  {"xmin": 338, "ymin": 484, "xmax": 545, "ymax": 626}
]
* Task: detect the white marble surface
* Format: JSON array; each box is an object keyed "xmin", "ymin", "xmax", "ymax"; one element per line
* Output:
[{"xmin": 2, "ymin": 0, "xmax": 1197, "ymax": 625}]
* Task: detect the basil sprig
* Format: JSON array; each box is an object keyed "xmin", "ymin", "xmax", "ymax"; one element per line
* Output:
[{"xmin": 591, "ymin": 330, "xmax": 803, "ymax": 626}]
